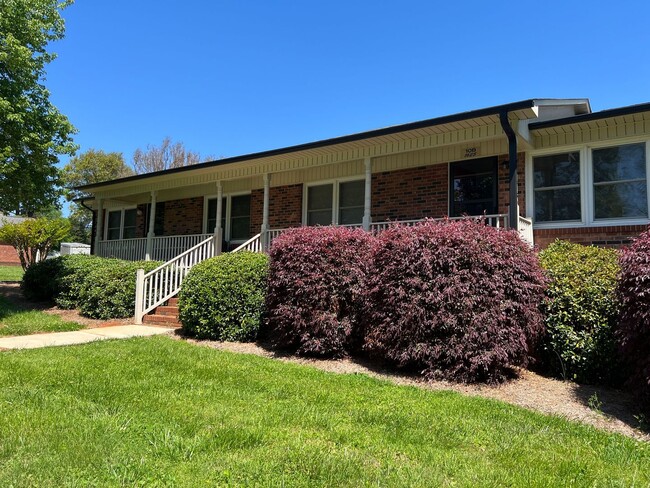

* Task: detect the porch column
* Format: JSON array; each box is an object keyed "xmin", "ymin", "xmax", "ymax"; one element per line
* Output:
[
  {"xmin": 144, "ymin": 191, "xmax": 157, "ymax": 261},
  {"xmin": 362, "ymin": 157, "xmax": 372, "ymax": 231},
  {"xmin": 261, "ymin": 173, "xmax": 271, "ymax": 250},
  {"xmin": 214, "ymin": 181, "xmax": 223, "ymax": 255},
  {"xmin": 94, "ymin": 198, "xmax": 104, "ymax": 255}
]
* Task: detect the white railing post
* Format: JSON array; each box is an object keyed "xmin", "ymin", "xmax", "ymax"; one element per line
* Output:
[
  {"xmin": 135, "ymin": 268, "xmax": 145, "ymax": 325},
  {"xmin": 214, "ymin": 181, "xmax": 223, "ymax": 255},
  {"xmin": 145, "ymin": 191, "xmax": 157, "ymax": 261},
  {"xmin": 362, "ymin": 157, "xmax": 372, "ymax": 231}
]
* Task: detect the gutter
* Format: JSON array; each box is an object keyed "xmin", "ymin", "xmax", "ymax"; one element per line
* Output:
[{"xmin": 499, "ymin": 112, "xmax": 519, "ymax": 231}]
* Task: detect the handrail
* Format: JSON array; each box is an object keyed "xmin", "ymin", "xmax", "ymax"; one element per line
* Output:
[
  {"xmin": 231, "ymin": 233, "xmax": 262, "ymax": 253},
  {"xmin": 135, "ymin": 234, "xmax": 216, "ymax": 324}
]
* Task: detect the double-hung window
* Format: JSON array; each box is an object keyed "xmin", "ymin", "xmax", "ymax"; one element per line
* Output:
[
  {"xmin": 205, "ymin": 194, "xmax": 251, "ymax": 242},
  {"xmin": 593, "ymin": 143, "xmax": 647, "ymax": 220},
  {"xmin": 105, "ymin": 208, "xmax": 137, "ymax": 240},
  {"xmin": 305, "ymin": 179, "xmax": 365, "ymax": 226},
  {"xmin": 533, "ymin": 152, "xmax": 581, "ymax": 223},
  {"xmin": 530, "ymin": 141, "xmax": 649, "ymax": 226}
]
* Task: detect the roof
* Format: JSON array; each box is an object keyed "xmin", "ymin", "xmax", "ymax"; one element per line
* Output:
[
  {"xmin": 77, "ymin": 99, "xmax": 546, "ymax": 191},
  {"xmin": 0, "ymin": 213, "xmax": 28, "ymax": 226},
  {"xmin": 529, "ymin": 102, "xmax": 650, "ymax": 130}
]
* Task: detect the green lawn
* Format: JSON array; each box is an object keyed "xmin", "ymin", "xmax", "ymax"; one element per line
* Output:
[
  {"xmin": 0, "ymin": 337, "xmax": 647, "ymax": 486},
  {"xmin": 0, "ymin": 265, "xmax": 23, "ymax": 282},
  {"xmin": 0, "ymin": 295, "xmax": 84, "ymax": 337}
]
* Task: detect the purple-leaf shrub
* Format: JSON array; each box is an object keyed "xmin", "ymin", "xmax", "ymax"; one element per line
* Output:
[
  {"xmin": 616, "ymin": 229, "xmax": 650, "ymax": 415},
  {"xmin": 363, "ymin": 219, "xmax": 547, "ymax": 383},
  {"xmin": 264, "ymin": 226, "xmax": 373, "ymax": 357}
]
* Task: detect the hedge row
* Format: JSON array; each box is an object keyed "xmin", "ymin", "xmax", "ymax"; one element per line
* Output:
[
  {"xmin": 22, "ymin": 255, "xmax": 161, "ymax": 319},
  {"xmin": 262, "ymin": 221, "xmax": 547, "ymax": 383}
]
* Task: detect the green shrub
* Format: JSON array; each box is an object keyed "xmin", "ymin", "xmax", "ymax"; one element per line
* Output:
[
  {"xmin": 179, "ymin": 252, "xmax": 268, "ymax": 341},
  {"xmin": 55, "ymin": 255, "xmax": 107, "ymax": 309},
  {"xmin": 539, "ymin": 240, "xmax": 620, "ymax": 384},
  {"xmin": 21, "ymin": 257, "xmax": 65, "ymax": 301},
  {"xmin": 78, "ymin": 260, "xmax": 161, "ymax": 319}
]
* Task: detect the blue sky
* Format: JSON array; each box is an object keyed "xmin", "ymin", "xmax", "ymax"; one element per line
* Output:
[{"xmin": 48, "ymin": 0, "xmax": 650, "ymax": 167}]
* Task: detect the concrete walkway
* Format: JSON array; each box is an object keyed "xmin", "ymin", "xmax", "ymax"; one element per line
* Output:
[{"xmin": 0, "ymin": 325, "xmax": 175, "ymax": 350}]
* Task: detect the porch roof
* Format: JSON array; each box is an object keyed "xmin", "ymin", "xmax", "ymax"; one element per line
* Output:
[{"xmin": 77, "ymin": 99, "xmax": 549, "ymax": 194}]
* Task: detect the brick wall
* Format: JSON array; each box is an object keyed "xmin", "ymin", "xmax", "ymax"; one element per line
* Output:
[
  {"xmin": 0, "ymin": 244, "xmax": 20, "ymax": 265},
  {"xmin": 251, "ymin": 184, "xmax": 303, "ymax": 233},
  {"xmin": 534, "ymin": 225, "xmax": 648, "ymax": 249},
  {"xmin": 163, "ymin": 197, "xmax": 204, "ymax": 235},
  {"xmin": 372, "ymin": 164, "xmax": 449, "ymax": 221}
]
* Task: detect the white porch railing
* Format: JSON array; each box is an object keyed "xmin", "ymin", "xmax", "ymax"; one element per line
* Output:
[
  {"xmin": 135, "ymin": 235, "xmax": 217, "ymax": 324},
  {"xmin": 97, "ymin": 234, "xmax": 213, "ymax": 261},
  {"xmin": 518, "ymin": 216, "xmax": 534, "ymax": 247},
  {"xmin": 231, "ymin": 233, "xmax": 263, "ymax": 253}
]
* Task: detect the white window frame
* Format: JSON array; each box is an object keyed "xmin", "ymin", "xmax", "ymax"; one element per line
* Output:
[
  {"xmin": 526, "ymin": 137, "xmax": 650, "ymax": 229},
  {"xmin": 302, "ymin": 177, "xmax": 365, "ymax": 226},
  {"xmin": 103, "ymin": 206, "xmax": 137, "ymax": 241},
  {"xmin": 202, "ymin": 191, "xmax": 251, "ymax": 243}
]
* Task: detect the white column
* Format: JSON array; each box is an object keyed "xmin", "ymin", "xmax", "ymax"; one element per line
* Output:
[
  {"xmin": 214, "ymin": 181, "xmax": 223, "ymax": 255},
  {"xmin": 261, "ymin": 173, "xmax": 271, "ymax": 249},
  {"xmin": 362, "ymin": 157, "xmax": 372, "ymax": 231},
  {"xmin": 145, "ymin": 191, "xmax": 157, "ymax": 261},
  {"xmin": 94, "ymin": 198, "xmax": 104, "ymax": 255}
]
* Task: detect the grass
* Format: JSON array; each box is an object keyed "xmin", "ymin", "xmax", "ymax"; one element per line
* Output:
[
  {"xmin": 0, "ymin": 265, "xmax": 23, "ymax": 282},
  {"xmin": 0, "ymin": 295, "xmax": 84, "ymax": 337},
  {"xmin": 0, "ymin": 337, "xmax": 647, "ymax": 486}
]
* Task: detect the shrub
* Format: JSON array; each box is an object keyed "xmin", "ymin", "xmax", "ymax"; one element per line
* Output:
[
  {"xmin": 363, "ymin": 219, "xmax": 547, "ymax": 383},
  {"xmin": 55, "ymin": 255, "xmax": 107, "ymax": 309},
  {"xmin": 78, "ymin": 259, "xmax": 161, "ymax": 319},
  {"xmin": 21, "ymin": 254, "xmax": 104, "ymax": 304},
  {"xmin": 21, "ymin": 257, "xmax": 65, "ymax": 301},
  {"xmin": 538, "ymin": 240, "xmax": 620, "ymax": 384},
  {"xmin": 178, "ymin": 252, "xmax": 269, "ymax": 341},
  {"xmin": 616, "ymin": 229, "xmax": 650, "ymax": 415},
  {"xmin": 265, "ymin": 226, "xmax": 373, "ymax": 357}
]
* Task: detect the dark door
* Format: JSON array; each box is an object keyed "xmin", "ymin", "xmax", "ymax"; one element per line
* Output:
[{"xmin": 449, "ymin": 157, "xmax": 498, "ymax": 217}]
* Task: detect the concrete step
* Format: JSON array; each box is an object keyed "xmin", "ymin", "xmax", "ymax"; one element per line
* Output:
[{"xmin": 155, "ymin": 305, "xmax": 179, "ymax": 316}]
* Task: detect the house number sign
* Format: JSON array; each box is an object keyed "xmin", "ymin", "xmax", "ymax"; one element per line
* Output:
[{"xmin": 464, "ymin": 147, "xmax": 479, "ymax": 158}]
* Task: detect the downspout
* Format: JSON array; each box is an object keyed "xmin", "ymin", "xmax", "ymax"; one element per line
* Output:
[
  {"xmin": 499, "ymin": 111, "xmax": 519, "ymax": 231},
  {"xmin": 80, "ymin": 198, "xmax": 96, "ymax": 254}
]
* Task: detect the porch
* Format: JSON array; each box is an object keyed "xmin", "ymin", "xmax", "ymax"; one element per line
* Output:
[{"xmin": 96, "ymin": 213, "xmax": 534, "ymax": 262}]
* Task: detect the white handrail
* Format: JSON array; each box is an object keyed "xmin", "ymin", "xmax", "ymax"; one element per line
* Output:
[
  {"xmin": 135, "ymin": 234, "xmax": 216, "ymax": 324},
  {"xmin": 231, "ymin": 233, "xmax": 262, "ymax": 253}
]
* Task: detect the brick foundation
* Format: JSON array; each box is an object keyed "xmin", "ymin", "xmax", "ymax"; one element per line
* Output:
[{"xmin": 534, "ymin": 225, "xmax": 649, "ymax": 249}]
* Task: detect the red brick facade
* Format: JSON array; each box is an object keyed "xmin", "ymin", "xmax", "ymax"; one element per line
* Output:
[
  {"xmin": 372, "ymin": 164, "xmax": 449, "ymax": 221},
  {"xmin": 534, "ymin": 225, "xmax": 648, "ymax": 249},
  {"xmin": 497, "ymin": 153, "xmax": 526, "ymax": 217},
  {"xmin": 163, "ymin": 197, "xmax": 204, "ymax": 235},
  {"xmin": 251, "ymin": 184, "xmax": 303, "ymax": 233},
  {"xmin": 0, "ymin": 244, "xmax": 20, "ymax": 266}
]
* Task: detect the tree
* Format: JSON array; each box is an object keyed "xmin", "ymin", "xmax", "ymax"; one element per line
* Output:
[
  {"xmin": 0, "ymin": 0, "xmax": 77, "ymax": 215},
  {"xmin": 60, "ymin": 149, "xmax": 134, "ymax": 243},
  {"xmin": 0, "ymin": 217, "xmax": 70, "ymax": 269},
  {"xmin": 132, "ymin": 137, "xmax": 202, "ymax": 174}
]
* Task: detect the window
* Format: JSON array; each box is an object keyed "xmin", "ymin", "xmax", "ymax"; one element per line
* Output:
[
  {"xmin": 205, "ymin": 194, "xmax": 251, "ymax": 242},
  {"xmin": 105, "ymin": 208, "xmax": 137, "ymax": 240},
  {"xmin": 533, "ymin": 152, "xmax": 581, "ymax": 222},
  {"xmin": 450, "ymin": 157, "xmax": 498, "ymax": 217},
  {"xmin": 593, "ymin": 143, "xmax": 647, "ymax": 219},
  {"xmin": 143, "ymin": 202, "xmax": 165, "ymax": 236},
  {"xmin": 529, "ymin": 141, "xmax": 650, "ymax": 227},
  {"xmin": 305, "ymin": 179, "xmax": 365, "ymax": 226}
]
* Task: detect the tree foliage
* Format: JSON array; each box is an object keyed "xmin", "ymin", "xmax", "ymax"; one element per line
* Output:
[
  {"xmin": 132, "ymin": 136, "xmax": 202, "ymax": 174},
  {"xmin": 0, "ymin": 217, "xmax": 70, "ymax": 269},
  {"xmin": 0, "ymin": 0, "xmax": 77, "ymax": 215},
  {"xmin": 60, "ymin": 149, "xmax": 133, "ymax": 243}
]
